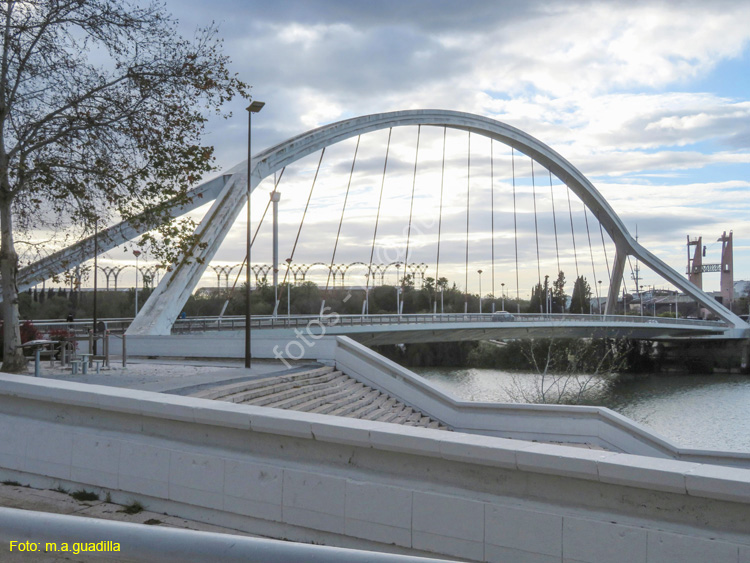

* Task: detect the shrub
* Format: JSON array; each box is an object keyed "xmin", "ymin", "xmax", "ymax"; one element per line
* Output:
[
  {"xmin": 20, "ymin": 320, "xmax": 41, "ymax": 343},
  {"xmin": 48, "ymin": 328, "xmax": 77, "ymax": 351}
]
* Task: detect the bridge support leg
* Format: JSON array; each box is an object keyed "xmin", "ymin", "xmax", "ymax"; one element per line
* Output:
[
  {"xmin": 605, "ymin": 249, "xmax": 627, "ymax": 315},
  {"xmin": 127, "ymin": 167, "xmax": 257, "ymax": 335}
]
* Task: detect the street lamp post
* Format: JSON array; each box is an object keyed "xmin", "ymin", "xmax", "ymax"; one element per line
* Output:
[
  {"xmin": 285, "ymin": 258, "xmax": 292, "ymax": 317},
  {"xmin": 245, "ymin": 99, "xmax": 265, "ymax": 369},
  {"xmin": 477, "ymin": 269, "xmax": 483, "ymax": 314},
  {"xmin": 133, "ymin": 250, "xmax": 141, "ymax": 316},
  {"xmin": 501, "ymin": 282, "xmax": 505, "ymax": 311},
  {"xmin": 598, "ymin": 280, "xmax": 602, "ymax": 315}
]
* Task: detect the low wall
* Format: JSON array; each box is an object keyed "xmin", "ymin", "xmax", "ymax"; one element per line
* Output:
[
  {"xmin": 91, "ymin": 331, "xmax": 336, "ymax": 361},
  {"xmin": 333, "ymin": 336, "xmax": 750, "ymax": 467},
  {"xmin": 0, "ymin": 373, "xmax": 748, "ymax": 562}
]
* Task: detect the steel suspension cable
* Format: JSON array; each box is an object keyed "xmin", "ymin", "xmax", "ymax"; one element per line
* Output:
[
  {"xmin": 366, "ymin": 128, "xmax": 392, "ymax": 295},
  {"xmin": 490, "ymin": 139, "xmax": 495, "ymax": 300},
  {"xmin": 404, "ymin": 125, "xmax": 421, "ymax": 269},
  {"xmin": 465, "ymin": 132, "xmax": 470, "ymax": 300},
  {"xmin": 324, "ymin": 136, "xmax": 360, "ymax": 292},
  {"xmin": 597, "ymin": 213, "xmax": 612, "ymax": 284},
  {"xmin": 512, "ymin": 148, "xmax": 520, "ymax": 305},
  {"xmin": 583, "ymin": 204, "xmax": 600, "ymax": 306},
  {"xmin": 549, "ymin": 170, "xmax": 561, "ymax": 274},
  {"xmin": 566, "ymin": 184, "xmax": 580, "ymax": 279},
  {"xmin": 435, "ymin": 127, "xmax": 446, "ymax": 289},
  {"xmin": 531, "ymin": 159, "xmax": 541, "ymax": 288},
  {"xmin": 281, "ymin": 148, "xmax": 325, "ymax": 287}
]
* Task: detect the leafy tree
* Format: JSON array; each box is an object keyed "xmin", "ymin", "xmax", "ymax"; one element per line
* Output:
[
  {"xmin": 569, "ymin": 276, "xmax": 592, "ymax": 314},
  {"xmin": 552, "ymin": 270, "xmax": 566, "ymax": 313},
  {"xmin": 527, "ymin": 283, "xmax": 543, "ymax": 313},
  {"xmin": 0, "ymin": 0, "xmax": 248, "ymax": 371}
]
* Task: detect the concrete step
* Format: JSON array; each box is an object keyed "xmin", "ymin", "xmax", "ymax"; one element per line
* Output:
[
  {"xmin": 226, "ymin": 371, "xmax": 344, "ymax": 405},
  {"xmin": 307, "ymin": 382, "xmax": 369, "ymax": 415},
  {"xmin": 240, "ymin": 374, "xmax": 345, "ymax": 407},
  {"xmin": 261, "ymin": 375, "xmax": 353, "ymax": 409},
  {"xmin": 193, "ymin": 364, "xmax": 447, "ymax": 431},
  {"xmin": 192, "ymin": 366, "xmax": 335, "ymax": 400},
  {"xmin": 288, "ymin": 379, "xmax": 365, "ymax": 413}
]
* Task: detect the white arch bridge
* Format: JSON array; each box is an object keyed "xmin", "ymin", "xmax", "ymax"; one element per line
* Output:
[{"xmin": 18, "ymin": 110, "xmax": 750, "ymax": 340}]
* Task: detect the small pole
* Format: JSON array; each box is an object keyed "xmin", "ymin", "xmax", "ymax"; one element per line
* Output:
[
  {"xmin": 93, "ymin": 220, "xmax": 98, "ymax": 355},
  {"xmin": 104, "ymin": 330, "xmax": 110, "ymax": 368},
  {"xmin": 122, "ymin": 334, "xmax": 127, "ymax": 368},
  {"xmin": 88, "ymin": 330, "xmax": 94, "ymax": 367}
]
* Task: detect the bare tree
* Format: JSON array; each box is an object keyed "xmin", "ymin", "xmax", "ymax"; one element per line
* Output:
[
  {"xmin": 0, "ymin": 0, "xmax": 248, "ymax": 371},
  {"xmin": 506, "ymin": 338, "xmax": 631, "ymax": 404}
]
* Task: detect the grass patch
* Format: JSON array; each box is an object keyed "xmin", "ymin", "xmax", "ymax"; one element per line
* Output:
[
  {"xmin": 70, "ymin": 490, "xmax": 99, "ymax": 502},
  {"xmin": 52, "ymin": 486, "xmax": 68, "ymax": 494},
  {"xmin": 143, "ymin": 519, "xmax": 161, "ymax": 525},
  {"xmin": 2, "ymin": 480, "xmax": 21, "ymax": 486},
  {"xmin": 119, "ymin": 501, "xmax": 144, "ymax": 515}
]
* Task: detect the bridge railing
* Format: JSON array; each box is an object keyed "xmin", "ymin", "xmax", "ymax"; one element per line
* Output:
[
  {"xmin": 19, "ymin": 312, "xmax": 725, "ymax": 335},
  {"xmin": 169, "ymin": 312, "xmax": 726, "ymax": 333}
]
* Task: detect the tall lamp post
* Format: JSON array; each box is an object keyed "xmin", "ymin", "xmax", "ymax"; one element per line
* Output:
[
  {"xmin": 477, "ymin": 269, "xmax": 483, "ymax": 314},
  {"xmin": 245, "ymin": 99, "xmax": 265, "ymax": 369},
  {"xmin": 501, "ymin": 282, "xmax": 505, "ymax": 311},
  {"xmin": 132, "ymin": 250, "xmax": 141, "ymax": 316},
  {"xmin": 285, "ymin": 257, "xmax": 292, "ymax": 317},
  {"xmin": 598, "ymin": 280, "xmax": 602, "ymax": 315}
]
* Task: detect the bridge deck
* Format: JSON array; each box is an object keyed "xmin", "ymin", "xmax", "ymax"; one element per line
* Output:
[{"xmin": 190, "ymin": 366, "xmax": 448, "ymax": 430}]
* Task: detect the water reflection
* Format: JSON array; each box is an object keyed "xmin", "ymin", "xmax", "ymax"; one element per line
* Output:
[{"xmin": 413, "ymin": 367, "xmax": 750, "ymax": 452}]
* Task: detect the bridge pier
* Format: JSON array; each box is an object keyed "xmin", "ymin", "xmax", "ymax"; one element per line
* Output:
[{"xmin": 605, "ymin": 248, "xmax": 627, "ymax": 315}]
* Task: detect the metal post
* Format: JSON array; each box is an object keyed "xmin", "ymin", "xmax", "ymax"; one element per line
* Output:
[
  {"xmin": 133, "ymin": 250, "xmax": 141, "ymax": 316},
  {"xmin": 104, "ymin": 330, "xmax": 109, "ymax": 368},
  {"xmin": 93, "ymin": 220, "xmax": 98, "ymax": 355},
  {"xmin": 122, "ymin": 334, "xmax": 127, "ymax": 368},
  {"xmin": 501, "ymin": 283, "xmax": 505, "ymax": 311},
  {"xmin": 271, "ymin": 191, "xmax": 281, "ymax": 316},
  {"xmin": 246, "ymin": 99, "xmax": 265, "ymax": 369},
  {"xmin": 478, "ymin": 269, "xmax": 482, "ymax": 314}
]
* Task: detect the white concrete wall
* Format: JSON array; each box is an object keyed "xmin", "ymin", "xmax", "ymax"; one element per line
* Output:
[
  {"xmin": 333, "ymin": 336, "xmax": 750, "ymax": 468},
  {"xmin": 0, "ymin": 373, "xmax": 748, "ymax": 562},
  {"xmin": 101, "ymin": 331, "xmax": 336, "ymax": 361}
]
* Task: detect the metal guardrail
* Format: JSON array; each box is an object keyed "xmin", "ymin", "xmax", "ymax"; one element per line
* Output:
[
  {"xmin": 169, "ymin": 312, "xmax": 726, "ymax": 333},
  {"xmin": 22, "ymin": 313, "xmax": 726, "ymax": 336}
]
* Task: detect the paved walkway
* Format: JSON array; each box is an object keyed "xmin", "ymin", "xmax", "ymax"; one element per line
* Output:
[
  {"xmin": 19, "ymin": 356, "xmax": 299, "ymax": 394},
  {"xmin": 0, "ymin": 481, "xmax": 256, "ymax": 562}
]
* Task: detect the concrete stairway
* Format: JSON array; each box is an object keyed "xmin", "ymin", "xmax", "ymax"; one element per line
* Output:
[{"xmin": 191, "ymin": 366, "xmax": 448, "ymax": 430}]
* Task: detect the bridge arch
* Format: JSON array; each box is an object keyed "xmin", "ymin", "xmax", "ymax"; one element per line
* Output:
[{"xmin": 94, "ymin": 109, "xmax": 742, "ymax": 333}]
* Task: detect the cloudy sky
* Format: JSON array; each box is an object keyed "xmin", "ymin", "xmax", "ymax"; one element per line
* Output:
[{"xmin": 103, "ymin": 0, "xmax": 750, "ymax": 298}]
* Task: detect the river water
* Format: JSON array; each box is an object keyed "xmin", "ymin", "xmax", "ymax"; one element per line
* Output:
[{"xmin": 412, "ymin": 367, "xmax": 750, "ymax": 452}]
